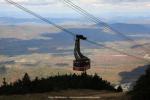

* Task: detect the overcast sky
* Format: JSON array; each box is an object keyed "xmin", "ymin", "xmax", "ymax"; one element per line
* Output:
[{"xmin": 0, "ymin": 0, "xmax": 150, "ymax": 19}]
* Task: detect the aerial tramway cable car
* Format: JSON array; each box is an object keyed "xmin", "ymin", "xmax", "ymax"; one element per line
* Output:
[{"xmin": 73, "ymin": 35, "xmax": 90, "ymax": 71}]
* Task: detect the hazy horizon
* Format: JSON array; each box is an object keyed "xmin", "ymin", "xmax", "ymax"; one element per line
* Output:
[{"xmin": 0, "ymin": 0, "xmax": 150, "ymax": 24}]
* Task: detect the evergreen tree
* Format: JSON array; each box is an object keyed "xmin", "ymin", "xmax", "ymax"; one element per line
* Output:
[
  {"xmin": 22, "ymin": 73, "xmax": 31, "ymax": 84},
  {"xmin": 116, "ymin": 85, "xmax": 123, "ymax": 92},
  {"xmin": 0, "ymin": 72, "xmax": 116, "ymax": 95},
  {"xmin": 130, "ymin": 65, "xmax": 150, "ymax": 100},
  {"xmin": 2, "ymin": 78, "xmax": 7, "ymax": 87}
]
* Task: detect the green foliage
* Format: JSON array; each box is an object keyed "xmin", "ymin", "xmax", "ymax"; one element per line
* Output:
[
  {"xmin": 0, "ymin": 72, "xmax": 116, "ymax": 95},
  {"xmin": 130, "ymin": 64, "xmax": 150, "ymax": 100}
]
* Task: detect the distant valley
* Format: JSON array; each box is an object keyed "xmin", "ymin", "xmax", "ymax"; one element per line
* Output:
[{"xmin": 0, "ymin": 17, "xmax": 150, "ymax": 84}]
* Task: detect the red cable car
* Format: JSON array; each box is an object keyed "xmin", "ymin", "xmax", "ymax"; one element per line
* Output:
[{"xmin": 73, "ymin": 35, "xmax": 90, "ymax": 71}]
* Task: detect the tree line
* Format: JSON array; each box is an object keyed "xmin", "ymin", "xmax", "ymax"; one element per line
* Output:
[{"xmin": 0, "ymin": 72, "xmax": 118, "ymax": 95}]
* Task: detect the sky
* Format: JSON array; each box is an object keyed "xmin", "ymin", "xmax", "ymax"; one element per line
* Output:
[{"xmin": 0, "ymin": 0, "xmax": 150, "ymax": 20}]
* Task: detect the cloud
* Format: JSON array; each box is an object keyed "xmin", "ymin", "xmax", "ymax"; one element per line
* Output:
[
  {"xmin": 96, "ymin": 0, "xmax": 150, "ymax": 4},
  {"xmin": 1, "ymin": 0, "xmax": 150, "ymax": 9},
  {"xmin": 0, "ymin": 0, "xmax": 150, "ymax": 19},
  {"xmin": 0, "ymin": 0, "xmax": 59, "ymax": 5},
  {"xmin": 2, "ymin": 0, "xmax": 149, "ymax": 5}
]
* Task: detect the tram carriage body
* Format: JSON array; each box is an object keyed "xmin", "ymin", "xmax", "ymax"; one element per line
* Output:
[
  {"xmin": 73, "ymin": 59, "xmax": 90, "ymax": 71},
  {"xmin": 73, "ymin": 35, "xmax": 91, "ymax": 71}
]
